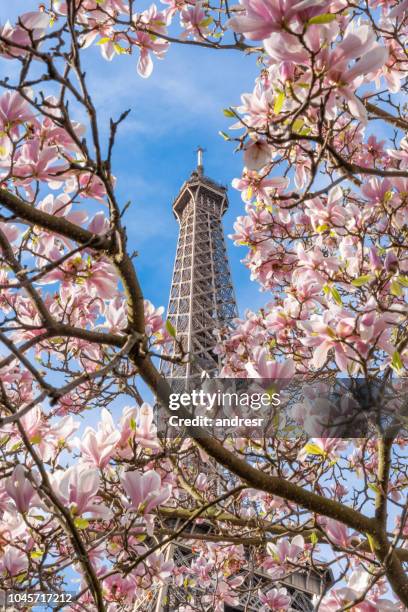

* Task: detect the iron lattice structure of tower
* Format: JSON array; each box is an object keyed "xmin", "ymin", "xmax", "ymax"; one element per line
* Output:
[{"xmin": 161, "ymin": 149, "xmax": 238, "ymax": 379}]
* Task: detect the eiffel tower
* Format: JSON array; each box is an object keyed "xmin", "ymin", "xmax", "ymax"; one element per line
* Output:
[
  {"xmin": 141, "ymin": 151, "xmax": 331, "ymax": 611},
  {"xmin": 161, "ymin": 147, "xmax": 238, "ymax": 379}
]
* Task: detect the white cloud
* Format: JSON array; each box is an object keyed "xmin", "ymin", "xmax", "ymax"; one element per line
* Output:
[{"xmin": 85, "ymin": 44, "xmax": 255, "ymax": 137}]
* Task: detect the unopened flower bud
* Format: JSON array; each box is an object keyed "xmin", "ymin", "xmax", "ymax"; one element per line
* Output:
[
  {"xmin": 368, "ymin": 247, "xmax": 382, "ymax": 271},
  {"xmin": 384, "ymin": 250, "xmax": 398, "ymax": 273},
  {"xmin": 280, "ymin": 61, "xmax": 294, "ymax": 82}
]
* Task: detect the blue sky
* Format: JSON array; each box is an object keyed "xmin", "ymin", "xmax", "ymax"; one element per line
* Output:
[
  {"xmin": 1, "ymin": 1, "xmax": 266, "ymax": 317},
  {"xmin": 95, "ymin": 43, "xmax": 262, "ymax": 315}
]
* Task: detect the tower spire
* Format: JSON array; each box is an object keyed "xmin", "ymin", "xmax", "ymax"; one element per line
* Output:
[{"xmin": 195, "ymin": 146, "xmax": 205, "ymax": 176}]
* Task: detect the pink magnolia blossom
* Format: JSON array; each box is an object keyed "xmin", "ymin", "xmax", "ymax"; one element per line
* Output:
[
  {"xmin": 53, "ymin": 0, "xmax": 127, "ymax": 16},
  {"xmin": 161, "ymin": 0, "xmax": 190, "ymax": 20},
  {"xmin": 384, "ymin": 249, "xmax": 398, "ymax": 273},
  {"xmin": 388, "ymin": 136, "xmax": 408, "ymax": 168},
  {"xmin": 135, "ymin": 40, "xmax": 152, "ymax": 77},
  {"xmin": 190, "ymin": 556, "xmax": 213, "ymax": 587},
  {"xmin": 300, "ymin": 309, "xmax": 358, "ymax": 371},
  {"xmin": 10, "ymin": 296, "xmax": 45, "ymax": 341},
  {"xmin": 266, "ymin": 535, "xmax": 305, "ymax": 564},
  {"xmin": 65, "ymin": 172, "xmax": 108, "ymax": 202},
  {"xmin": 38, "ymin": 193, "xmax": 87, "ymax": 225},
  {"xmin": 19, "ymin": 11, "xmax": 50, "ymax": 33},
  {"xmin": 79, "ymin": 408, "xmax": 121, "ymax": 468},
  {"xmin": 0, "ymin": 21, "xmax": 31, "ymax": 60},
  {"xmin": 298, "ymin": 437, "xmax": 348, "ymax": 460},
  {"xmin": 317, "ymin": 589, "xmax": 354, "ymax": 612},
  {"xmin": 232, "ymin": 173, "xmax": 288, "ymax": 203},
  {"xmin": 263, "ymin": 30, "xmax": 311, "ymax": 65},
  {"xmin": 144, "ymin": 299, "xmax": 168, "ymax": 340},
  {"xmin": 104, "ymin": 296, "xmax": 127, "ymax": 333},
  {"xmin": 195, "ymin": 473, "xmax": 209, "ymax": 491},
  {"xmin": 357, "ymin": 302, "xmax": 398, "ymax": 353},
  {"xmin": 88, "ymin": 211, "xmax": 109, "ymax": 235},
  {"xmin": 131, "ymin": 6, "xmax": 169, "ymax": 77},
  {"xmin": 227, "ymin": 0, "xmax": 325, "ymax": 40},
  {"xmin": 0, "ymin": 13, "xmax": 49, "ymax": 61},
  {"xmin": 117, "ymin": 406, "xmax": 138, "ymax": 458},
  {"xmin": 39, "ymin": 415, "xmax": 80, "ymax": 461},
  {"xmin": 325, "ymin": 25, "xmax": 388, "ymax": 122},
  {"xmin": 79, "ymin": 20, "xmax": 116, "ymax": 56},
  {"xmin": 17, "ymin": 405, "xmax": 44, "ymax": 441},
  {"xmin": 230, "ymin": 214, "xmax": 256, "ymax": 246},
  {"xmin": 361, "ymin": 176, "xmax": 392, "ymax": 205},
  {"xmin": 387, "ymin": 0, "xmax": 408, "ymax": 19},
  {"xmin": 41, "ymin": 256, "xmax": 117, "ymax": 299},
  {"xmin": 316, "ymin": 437, "xmax": 348, "ymax": 456},
  {"xmin": 263, "ymin": 23, "xmax": 388, "ymax": 123},
  {"xmin": 243, "ymin": 140, "xmax": 272, "ymax": 171},
  {"xmin": 0, "ymin": 482, "xmax": 10, "ymax": 513},
  {"xmin": 146, "ymin": 551, "xmax": 174, "ymax": 580},
  {"xmin": 180, "ymin": 3, "xmax": 213, "ymax": 39},
  {"xmin": 134, "ymin": 32, "xmax": 168, "ymax": 78},
  {"xmin": 12, "ymin": 140, "xmax": 69, "ymax": 185},
  {"xmin": 294, "ymin": 243, "xmax": 338, "ymax": 286},
  {"xmin": 40, "ymin": 112, "xmax": 85, "ymax": 149},
  {"xmin": 117, "ymin": 403, "xmax": 159, "ymax": 456},
  {"xmin": 233, "ymin": 84, "xmax": 275, "ymax": 131},
  {"xmin": 357, "ymin": 134, "xmax": 386, "ymax": 167},
  {"xmin": 5, "ymin": 465, "xmax": 38, "ymax": 514},
  {"xmin": 121, "ymin": 469, "xmax": 171, "ymax": 514},
  {"xmin": 0, "ymin": 510, "xmax": 26, "ymax": 543},
  {"xmin": 259, "ymin": 587, "xmax": 291, "ymax": 611},
  {"xmin": 0, "ymin": 545, "xmax": 28, "ymax": 577},
  {"xmin": 319, "ymin": 569, "xmax": 400, "ymax": 611},
  {"xmin": 54, "ymin": 463, "xmax": 111, "ymax": 519},
  {"xmin": 305, "ymin": 186, "xmax": 347, "ymax": 231},
  {"xmin": 0, "ymin": 91, "xmax": 35, "ymax": 130},
  {"xmin": 368, "ymin": 246, "xmax": 383, "ymax": 271},
  {"xmin": 378, "ymin": 38, "xmax": 406, "ymax": 93},
  {"xmin": 0, "ymin": 221, "xmax": 19, "ymax": 244},
  {"xmin": 246, "ymin": 347, "xmax": 295, "ymax": 379},
  {"xmin": 103, "ymin": 573, "xmax": 138, "ymax": 603},
  {"xmin": 134, "ymin": 403, "xmax": 159, "ymax": 449},
  {"xmin": 209, "ymin": 576, "xmax": 245, "ymax": 610},
  {"xmin": 321, "ymin": 517, "xmax": 352, "ymax": 547},
  {"xmin": 51, "ymin": 284, "xmax": 104, "ymax": 330}
]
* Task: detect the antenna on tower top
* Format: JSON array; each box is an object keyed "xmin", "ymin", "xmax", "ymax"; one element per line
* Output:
[{"xmin": 195, "ymin": 146, "xmax": 206, "ymax": 175}]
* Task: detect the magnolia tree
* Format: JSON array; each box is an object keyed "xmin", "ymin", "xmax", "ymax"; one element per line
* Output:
[{"xmin": 0, "ymin": 0, "xmax": 407, "ymax": 610}]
